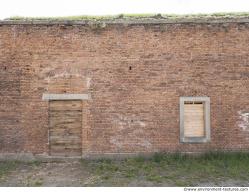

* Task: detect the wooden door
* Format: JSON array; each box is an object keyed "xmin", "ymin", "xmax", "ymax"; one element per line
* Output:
[
  {"xmin": 49, "ymin": 100, "xmax": 82, "ymax": 156},
  {"xmin": 184, "ymin": 102, "xmax": 205, "ymax": 137}
]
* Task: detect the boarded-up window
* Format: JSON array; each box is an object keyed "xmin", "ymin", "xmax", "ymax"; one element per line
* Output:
[
  {"xmin": 184, "ymin": 102, "xmax": 205, "ymax": 137},
  {"xmin": 180, "ymin": 97, "xmax": 210, "ymax": 143}
]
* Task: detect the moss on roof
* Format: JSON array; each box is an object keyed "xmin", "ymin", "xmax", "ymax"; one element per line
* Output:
[
  {"xmin": 2, "ymin": 12, "xmax": 249, "ymax": 25},
  {"xmin": 6, "ymin": 12, "xmax": 249, "ymax": 21}
]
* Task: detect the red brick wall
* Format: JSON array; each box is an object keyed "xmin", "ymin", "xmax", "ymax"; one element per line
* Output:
[{"xmin": 0, "ymin": 22, "xmax": 249, "ymax": 155}]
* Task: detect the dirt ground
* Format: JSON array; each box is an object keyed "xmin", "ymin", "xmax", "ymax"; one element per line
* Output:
[
  {"xmin": 0, "ymin": 161, "xmax": 89, "ymax": 187},
  {"xmin": 0, "ymin": 160, "xmax": 248, "ymax": 187}
]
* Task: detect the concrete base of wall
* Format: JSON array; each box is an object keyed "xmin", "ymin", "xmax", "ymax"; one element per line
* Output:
[
  {"xmin": 82, "ymin": 152, "xmax": 157, "ymax": 160},
  {"xmin": 0, "ymin": 152, "xmax": 154, "ymax": 162},
  {"xmin": 0, "ymin": 153, "xmax": 37, "ymax": 162},
  {"xmin": 0, "ymin": 151, "xmax": 246, "ymax": 162},
  {"xmin": 0, "ymin": 153, "xmax": 82, "ymax": 162}
]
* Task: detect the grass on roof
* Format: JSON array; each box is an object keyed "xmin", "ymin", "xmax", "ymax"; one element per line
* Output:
[{"xmin": 5, "ymin": 12, "xmax": 249, "ymax": 21}]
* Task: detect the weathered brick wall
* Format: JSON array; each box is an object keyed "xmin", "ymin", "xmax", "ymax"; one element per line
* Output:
[{"xmin": 0, "ymin": 21, "xmax": 249, "ymax": 155}]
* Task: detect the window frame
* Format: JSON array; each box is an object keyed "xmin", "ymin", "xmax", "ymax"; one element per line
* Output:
[{"xmin": 180, "ymin": 96, "xmax": 211, "ymax": 143}]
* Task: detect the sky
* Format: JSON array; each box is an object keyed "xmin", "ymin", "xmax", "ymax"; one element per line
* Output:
[{"xmin": 1, "ymin": 0, "xmax": 249, "ymax": 19}]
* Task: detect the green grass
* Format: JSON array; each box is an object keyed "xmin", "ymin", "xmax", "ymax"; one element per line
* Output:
[
  {"xmin": 26, "ymin": 160, "xmax": 42, "ymax": 167},
  {"xmin": 5, "ymin": 12, "xmax": 249, "ymax": 21},
  {"xmin": 0, "ymin": 154, "xmax": 248, "ymax": 186},
  {"xmin": 0, "ymin": 161, "xmax": 19, "ymax": 179},
  {"xmin": 28, "ymin": 178, "xmax": 43, "ymax": 187},
  {"xmin": 81, "ymin": 152, "xmax": 249, "ymax": 186},
  {"xmin": 0, "ymin": 160, "xmax": 42, "ymax": 183}
]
